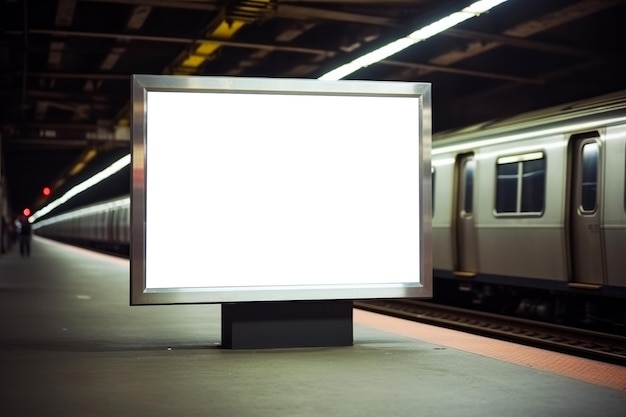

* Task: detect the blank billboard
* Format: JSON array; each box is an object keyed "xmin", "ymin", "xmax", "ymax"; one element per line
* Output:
[{"xmin": 131, "ymin": 75, "xmax": 431, "ymax": 304}]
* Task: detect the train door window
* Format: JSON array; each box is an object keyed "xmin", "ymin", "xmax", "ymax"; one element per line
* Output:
[
  {"xmin": 495, "ymin": 152, "xmax": 545, "ymax": 215},
  {"xmin": 463, "ymin": 159, "xmax": 474, "ymax": 215},
  {"xmin": 580, "ymin": 142, "xmax": 599, "ymax": 213}
]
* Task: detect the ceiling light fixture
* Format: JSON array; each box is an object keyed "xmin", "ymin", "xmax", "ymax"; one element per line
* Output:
[
  {"xmin": 318, "ymin": 0, "xmax": 510, "ymax": 81},
  {"xmin": 29, "ymin": 154, "xmax": 131, "ymax": 223}
]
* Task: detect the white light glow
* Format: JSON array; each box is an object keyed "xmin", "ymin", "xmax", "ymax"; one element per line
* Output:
[
  {"xmin": 476, "ymin": 140, "xmax": 566, "ymax": 162},
  {"xmin": 431, "ymin": 157, "xmax": 456, "ymax": 167},
  {"xmin": 407, "ymin": 12, "xmax": 473, "ymax": 42},
  {"xmin": 29, "ymin": 154, "xmax": 130, "ymax": 223},
  {"xmin": 318, "ymin": 64, "xmax": 360, "ymax": 81},
  {"xmin": 497, "ymin": 151, "xmax": 544, "ymax": 165},
  {"xmin": 319, "ymin": 38, "xmax": 416, "ymax": 81},
  {"xmin": 318, "ymin": 0, "xmax": 510, "ymax": 80},
  {"xmin": 464, "ymin": 0, "xmax": 509, "ymax": 14}
]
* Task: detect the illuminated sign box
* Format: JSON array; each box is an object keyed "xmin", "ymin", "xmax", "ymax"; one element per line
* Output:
[{"xmin": 130, "ymin": 75, "xmax": 431, "ymax": 305}]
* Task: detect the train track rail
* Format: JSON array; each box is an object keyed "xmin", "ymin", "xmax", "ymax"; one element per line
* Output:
[{"xmin": 355, "ymin": 299, "xmax": 626, "ymax": 366}]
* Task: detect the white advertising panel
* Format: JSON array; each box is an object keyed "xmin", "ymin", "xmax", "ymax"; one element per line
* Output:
[{"xmin": 131, "ymin": 75, "xmax": 431, "ymax": 304}]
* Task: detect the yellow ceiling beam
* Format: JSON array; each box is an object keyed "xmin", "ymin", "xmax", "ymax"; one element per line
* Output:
[
  {"xmin": 181, "ymin": 55, "xmax": 208, "ymax": 68},
  {"xmin": 177, "ymin": 0, "xmax": 273, "ymax": 72},
  {"xmin": 181, "ymin": 20, "xmax": 246, "ymax": 69},
  {"xmin": 212, "ymin": 20, "xmax": 245, "ymax": 38}
]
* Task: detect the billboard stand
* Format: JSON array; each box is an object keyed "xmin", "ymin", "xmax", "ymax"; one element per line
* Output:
[
  {"xmin": 131, "ymin": 75, "xmax": 431, "ymax": 350},
  {"xmin": 221, "ymin": 300, "xmax": 353, "ymax": 349}
]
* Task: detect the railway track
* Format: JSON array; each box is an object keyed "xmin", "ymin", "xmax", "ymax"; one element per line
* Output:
[{"xmin": 355, "ymin": 299, "xmax": 626, "ymax": 366}]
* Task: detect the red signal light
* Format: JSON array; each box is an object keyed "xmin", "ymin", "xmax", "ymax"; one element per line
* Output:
[
  {"xmin": 23, "ymin": 208, "xmax": 31, "ymax": 217},
  {"xmin": 43, "ymin": 186, "xmax": 51, "ymax": 196}
]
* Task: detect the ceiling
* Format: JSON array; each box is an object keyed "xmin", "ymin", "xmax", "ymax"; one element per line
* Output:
[{"xmin": 1, "ymin": 0, "xmax": 626, "ymax": 217}]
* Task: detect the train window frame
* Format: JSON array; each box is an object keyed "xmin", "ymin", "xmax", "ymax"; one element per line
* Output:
[
  {"xmin": 580, "ymin": 141, "xmax": 599, "ymax": 214},
  {"xmin": 494, "ymin": 151, "xmax": 546, "ymax": 217},
  {"xmin": 462, "ymin": 158, "xmax": 475, "ymax": 217}
]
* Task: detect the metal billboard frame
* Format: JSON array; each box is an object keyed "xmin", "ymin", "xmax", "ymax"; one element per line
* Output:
[{"xmin": 131, "ymin": 75, "xmax": 431, "ymax": 305}]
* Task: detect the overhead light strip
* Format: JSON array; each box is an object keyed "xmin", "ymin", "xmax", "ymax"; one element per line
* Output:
[
  {"xmin": 29, "ymin": 154, "xmax": 131, "ymax": 223},
  {"xmin": 318, "ymin": 0, "xmax": 510, "ymax": 80}
]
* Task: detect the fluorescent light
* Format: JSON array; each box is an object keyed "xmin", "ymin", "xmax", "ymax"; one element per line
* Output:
[
  {"xmin": 497, "ymin": 151, "xmax": 544, "ymax": 165},
  {"xmin": 407, "ymin": 12, "xmax": 473, "ymax": 42},
  {"xmin": 464, "ymin": 0, "xmax": 509, "ymax": 14},
  {"xmin": 29, "ymin": 154, "xmax": 131, "ymax": 223},
  {"xmin": 432, "ymin": 157, "xmax": 456, "ymax": 167},
  {"xmin": 477, "ymin": 141, "xmax": 565, "ymax": 162},
  {"xmin": 319, "ymin": 38, "xmax": 416, "ymax": 81},
  {"xmin": 318, "ymin": 0, "xmax": 510, "ymax": 80}
]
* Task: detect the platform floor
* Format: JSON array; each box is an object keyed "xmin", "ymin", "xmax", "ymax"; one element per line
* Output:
[{"xmin": 1, "ymin": 237, "xmax": 625, "ymax": 417}]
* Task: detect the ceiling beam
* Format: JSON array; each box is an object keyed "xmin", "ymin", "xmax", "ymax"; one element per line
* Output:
[
  {"xmin": 383, "ymin": 59, "xmax": 546, "ymax": 85},
  {"xmin": 27, "ymin": 72, "xmax": 129, "ymax": 80},
  {"xmin": 444, "ymin": 29, "xmax": 614, "ymax": 60},
  {"xmin": 4, "ymin": 137, "xmax": 88, "ymax": 148},
  {"xmin": 438, "ymin": 60, "xmax": 612, "ymax": 118},
  {"xmin": 25, "ymin": 88, "xmax": 113, "ymax": 102},
  {"xmin": 17, "ymin": 29, "xmax": 336, "ymax": 58},
  {"xmin": 386, "ymin": 0, "xmax": 625, "ymax": 78},
  {"xmin": 80, "ymin": 0, "xmax": 399, "ymax": 26},
  {"xmin": 79, "ymin": 0, "xmax": 221, "ymax": 11},
  {"xmin": 274, "ymin": 4, "xmax": 397, "ymax": 26}
]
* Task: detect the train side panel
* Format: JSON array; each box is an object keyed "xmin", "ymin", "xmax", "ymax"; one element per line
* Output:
[
  {"xmin": 603, "ymin": 123, "xmax": 626, "ymax": 289},
  {"xmin": 33, "ymin": 197, "xmax": 130, "ymax": 256},
  {"xmin": 431, "ymin": 159, "xmax": 454, "ymax": 271},
  {"xmin": 474, "ymin": 134, "xmax": 569, "ymax": 282}
]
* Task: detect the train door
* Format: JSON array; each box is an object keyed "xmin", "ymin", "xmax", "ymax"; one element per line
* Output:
[
  {"xmin": 454, "ymin": 153, "xmax": 478, "ymax": 275},
  {"xmin": 568, "ymin": 132, "xmax": 604, "ymax": 286}
]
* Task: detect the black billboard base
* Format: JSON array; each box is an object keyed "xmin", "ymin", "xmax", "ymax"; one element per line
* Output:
[{"xmin": 221, "ymin": 300, "xmax": 354, "ymax": 349}]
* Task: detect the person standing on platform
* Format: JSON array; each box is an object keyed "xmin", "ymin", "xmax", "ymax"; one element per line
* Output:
[{"xmin": 19, "ymin": 216, "xmax": 32, "ymax": 257}]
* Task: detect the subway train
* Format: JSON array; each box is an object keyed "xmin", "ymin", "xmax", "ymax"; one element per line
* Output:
[
  {"xmin": 33, "ymin": 196, "xmax": 131, "ymax": 256},
  {"xmin": 430, "ymin": 90, "xmax": 625, "ymax": 330},
  {"xmin": 33, "ymin": 91, "xmax": 626, "ymax": 331}
]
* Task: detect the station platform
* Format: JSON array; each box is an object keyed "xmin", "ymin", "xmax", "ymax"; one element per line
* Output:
[{"xmin": 1, "ymin": 237, "xmax": 625, "ymax": 417}]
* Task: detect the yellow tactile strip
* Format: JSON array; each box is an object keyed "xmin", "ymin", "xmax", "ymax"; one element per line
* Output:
[{"xmin": 354, "ymin": 309, "xmax": 626, "ymax": 391}]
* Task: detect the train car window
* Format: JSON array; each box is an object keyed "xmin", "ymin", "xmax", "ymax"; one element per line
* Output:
[
  {"xmin": 496, "ymin": 163, "xmax": 518, "ymax": 212},
  {"xmin": 496, "ymin": 152, "xmax": 545, "ymax": 215},
  {"xmin": 521, "ymin": 158, "xmax": 546, "ymax": 213},
  {"xmin": 463, "ymin": 159, "xmax": 474, "ymax": 214},
  {"xmin": 581, "ymin": 142, "xmax": 599, "ymax": 212}
]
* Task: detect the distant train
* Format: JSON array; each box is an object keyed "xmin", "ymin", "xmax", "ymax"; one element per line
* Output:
[
  {"xmin": 33, "ymin": 197, "xmax": 130, "ymax": 256},
  {"xmin": 33, "ymin": 91, "xmax": 626, "ymax": 330}
]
